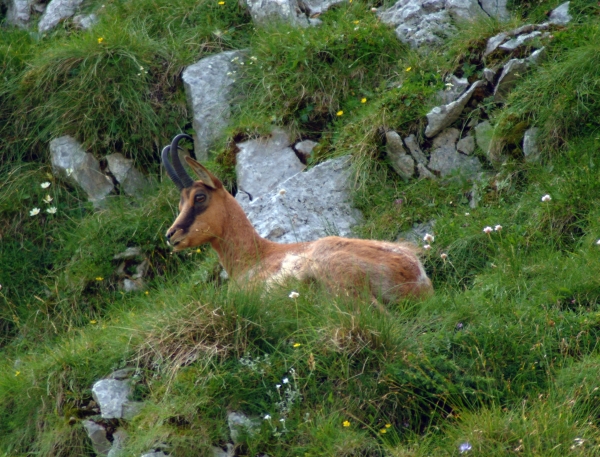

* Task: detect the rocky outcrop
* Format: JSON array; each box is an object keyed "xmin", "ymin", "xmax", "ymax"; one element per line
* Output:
[
  {"xmin": 236, "ymin": 155, "xmax": 362, "ymax": 243},
  {"xmin": 38, "ymin": 0, "xmax": 84, "ymax": 32},
  {"xmin": 425, "ymin": 81, "xmax": 483, "ymax": 138},
  {"xmin": 243, "ymin": 0, "xmax": 342, "ymax": 26},
  {"xmin": 235, "ymin": 129, "xmax": 305, "ymax": 199},
  {"xmin": 50, "ymin": 136, "xmax": 114, "ymax": 205},
  {"xmin": 106, "ymin": 153, "xmax": 149, "ymax": 197},
  {"xmin": 182, "ymin": 50, "xmax": 243, "ymax": 161},
  {"xmin": 378, "ymin": 0, "xmax": 505, "ymax": 49}
]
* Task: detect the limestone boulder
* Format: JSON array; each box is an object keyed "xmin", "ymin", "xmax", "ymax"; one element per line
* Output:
[
  {"xmin": 385, "ymin": 131, "xmax": 415, "ymax": 180},
  {"xmin": 50, "ymin": 136, "xmax": 114, "ymax": 204},
  {"xmin": 523, "ymin": 127, "xmax": 540, "ymax": 162},
  {"xmin": 106, "ymin": 153, "xmax": 149, "ymax": 197},
  {"xmin": 425, "ymin": 81, "xmax": 483, "ymax": 138},
  {"xmin": 38, "ymin": 0, "xmax": 84, "ymax": 32},
  {"xmin": 428, "ymin": 128, "xmax": 481, "ymax": 177},
  {"xmin": 182, "ymin": 50, "xmax": 243, "ymax": 161},
  {"xmin": 236, "ymin": 156, "xmax": 362, "ymax": 243},
  {"xmin": 236, "ymin": 129, "xmax": 305, "ymax": 199},
  {"xmin": 82, "ymin": 420, "xmax": 112, "ymax": 457},
  {"xmin": 5, "ymin": 0, "xmax": 34, "ymax": 27}
]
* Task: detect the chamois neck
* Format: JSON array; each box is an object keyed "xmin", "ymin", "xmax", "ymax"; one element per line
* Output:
[{"xmin": 210, "ymin": 193, "xmax": 274, "ymax": 278}]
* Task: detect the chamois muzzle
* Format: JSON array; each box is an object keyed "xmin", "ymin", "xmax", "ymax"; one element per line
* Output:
[{"xmin": 161, "ymin": 134, "xmax": 196, "ymax": 190}]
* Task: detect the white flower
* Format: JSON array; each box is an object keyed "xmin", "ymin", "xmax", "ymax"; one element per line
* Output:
[
  {"xmin": 483, "ymin": 226, "xmax": 493, "ymax": 234},
  {"xmin": 29, "ymin": 207, "xmax": 40, "ymax": 216},
  {"xmin": 66, "ymin": 168, "xmax": 74, "ymax": 176},
  {"xmin": 423, "ymin": 244, "xmax": 431, "ymax": 250},
  {"xmin": 596, "ymin": 240, "xmax": 600, "ymax": 245},
  {"xmin": 279, "ymin": 418, "xmax": 285, "ymax": 422},
  {"xmin": 440, "ymin": 253, "xmax": 448, "ymax": 260},
  {"xmin": 40, "ymin": 182, "xmax": 51, "ymax": 189},
  {"xmin": 46, "ymin": 207, "xmax": 57, "ymax": 214},
  {"xmin": 279, "ymin": 189, "xmax": 286, "ymax": 196},
  {"xmin": 541, "ymin": 194, "xmax": 551, "ymax": 202},
  {"xmin": 370, "ymin": 7, "xmax": 377, "ymax": 11},
  {"xmin": 423, "ymin": 233, "xmax": 434, "ymax": 243},
  {"xmin": 282, "ymin": 377, "xmax": 289, "ymax": 384},
  {"xmin": 494, "ymin": 225, "xmax": 502, "ymax": 231},
  {"xmin": 465, "ymin": 212, "xmax": 470, "ymax": 216},
  {"xmin": 459, "ymin": 442, "xmax": 472, "ymax": 453},
  {"xmin": 43, "ymin": 194, "xmax": 53, "ymax": 204},
  {"xmin": 276, "ymin": 384, "xmax": 281, "ymax": 389},
  {"xmin": 289, "ymin": 291, "xmax": 299, "ymax": 299},
  {"xmin": 264, "ymin": 414, "xmax": 271, "ymax": 420}
]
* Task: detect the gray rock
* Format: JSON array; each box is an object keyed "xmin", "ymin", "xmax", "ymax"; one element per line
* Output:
[
  {"xmin": 385, "ymin": 131, "xmax": 415, "ymax": 180},
  {"xmin": 404, "ymin": 134, "xmax": 428, "ymax": 165},
  {"xmin": 483, "ymin": 68, "xmax": 497, "ymax": 84},
  {"xmin": 82, "ymin": 420, "xmax": 112, "ymax": 457},
  {"xmin": 183, "ymin": 50, "xmax": 242, "ymax": 161},
  {"xmin": 91, "ymin": 379, "xmax": 132, "ymax": 419},
  {"xmin": 236, "ymin": 128, "xmax": 305, "ymax": 199},
  {"xmin": 50, "ymin": 136, "xmax": 114, "ymax": 205},
  {"xmin": 456, "ymin": 135, "xmax": 475, "ymax": 155},
  {"xmin": 300, "ymin": 0, "xmax": 346, "ymax": 16},
  {"xmin": 548, "ymin": 1, "xmax": 571, "ymax": 25},
  {"xmin": 113, "ymin": 247, "xmax": 143, "ymax": 260},
  {"xmin": 236, "ymin": 156, "xmax": 362, "ymax": 243},
  {"xmin": 474, "ymin": 121, "xmax": 493, "ymax": 155},
  {"xmin": 122, "ymin": 278, "xmax": 144, "ymax": 292},
  {"xmin": 425, "ymin": 81, "xmax": 483, "ymax": 138},
  {"xmin": 212, "ymin": 444, "xmax": 235, "ymax": 457},
  {"xmin": 107, "ymin": 428, "xmax": 128, "ymax": 457},
  {"xmin": 484, "ymin": 32, "xmax": 507, "ymax": 56},
  {"xmin": 509, "ymin": 23, "xmax": 536, "ymax": 36},
  {"xmin": 294, "ymin": 139, "xmax": 318, "ymax": 161},
  {"xmin": 397, "ymin": 220, "xmax": 435, "ymax": 244},
  {"xmin": 498, "ymin": 31, "xmax": 542, "ymax": 52},
  {"xmin": 417, "ymin": 163, "xmax": 436, "ymax": 179},
  {"xmin": 527, "ymin": 46, "xmax": 546, "ymax": 65},
  {"xmin": 108, "ymin": 368, "xmax": 137, "ymax": 380},
  {"xmin": 493, "ymin": 57, "xmax": 529, "ymax": 102},
  {"xmin": 245, "ymin": 0, "xmax": 304, "ymax": 25},
  {"xmin": 133, "ymin": 259, "xmax": 149, "ymax": 280},
  {"xmin": 479, "ymin": 0, "xmax": 509, "ymax": 20},
  {"xmin": 5, "ymin": 0, "xmax": 34, "ymax": 27},
  {"xmin": 428, "ymin": 128, "xmax": 481, "ymax": 177},
  {"xmin": 106, "ymin": 153, "xmax": 148, "ymax": 197},
  {"xmin": 523, "ymin": 127, "xmax": 540, "ymax": 162},
  {"xmin": 38, "ymin": 0, "xmax": 84, "ymax": 32},
  {"xmin": 228, "ymin": 411, "xmax": 260, "ymax": 444},
  {"xmin": 72, "ymin": 12, "xmax": 98, "ymax": 29},
  {"xmin": 438, "ymin": 75, "xmax": 469, "ymax": 104}
]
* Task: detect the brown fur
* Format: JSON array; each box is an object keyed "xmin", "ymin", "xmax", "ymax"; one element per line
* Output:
[{"xmin": 166, "ymin": 158, "xmax": 433, "ymax": 302}]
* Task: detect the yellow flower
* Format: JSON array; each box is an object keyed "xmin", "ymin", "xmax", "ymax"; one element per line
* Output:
[
  {"xmin": 95, "ymin": 277, "xmax": 104, "ymax": 281},
  {"xmin": 145, "ymin": 291, "xmax": 149, "ymax": 295},
  {"xmin": 385, "ymin": 423, "xmax": 391, "ymax": 428},
  {"xmin": 196, "ymin": 248, "xmax": 202, "ymax": 253},
  {"xmin": 97, "ymin": 37, "xmax": 104, "ymax": 44},
  {"xmin": 337, "ymin": 110, "xmax": 344, "ymax": 116},
  {"xmin": 15, "ymin": 371, "xmax": 21, "ymax": 377},
  {"xmin": 293, "ymin": 343, "xmax": 302, "ymax": 348},
  {"xmin": 218, "ymin": 1, "xmax": 225, "ymax": 4},
  {"xmin": 90, "ymin": 320, "xmax": 97, "ymax": 324},
  {"xmin": 343, "ymin": 420, "xmax": 351, "ymax": 427},
  {"xmin": 380, "ymin": 428, "xmax": 387, "ymax": 434},
  {"xmin": 353, "ymin": 20, "xmax": 359, "ymax": 24},
  {"xmin": 361, "ymin": 97, "xmax": 367, "ymax": 103},
  {"xmin": 405, "ymin": 66, "xmax": 412, "ymax": 72}
]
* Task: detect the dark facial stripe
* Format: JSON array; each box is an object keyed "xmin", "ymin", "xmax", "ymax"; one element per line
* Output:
[{"xmin": 173, "ymin": 189, "xmax": 211, "ymax": 234}]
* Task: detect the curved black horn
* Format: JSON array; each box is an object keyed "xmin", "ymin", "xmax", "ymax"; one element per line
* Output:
[
  {"xmin": 161, "ymin": 145, "xmax": 184, "ymax": 190},
  {"xmin": 169, "ymin": 134, "xmax": 195, "ymax": 188}
]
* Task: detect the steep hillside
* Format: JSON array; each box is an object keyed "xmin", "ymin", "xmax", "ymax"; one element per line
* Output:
[{"xmin": 1, "ymin": 0, "xmax": 600, "ymax": 455}]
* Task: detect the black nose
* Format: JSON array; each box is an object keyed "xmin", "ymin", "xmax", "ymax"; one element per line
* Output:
[{"xmin": 166, "ymin": 228, "xmax": 176, "ymax": 240}]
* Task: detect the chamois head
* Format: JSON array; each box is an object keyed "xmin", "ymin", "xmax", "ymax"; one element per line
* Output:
[{"xmin": 162, "ymin": 134, "xmax": 226, "ymax": 251}]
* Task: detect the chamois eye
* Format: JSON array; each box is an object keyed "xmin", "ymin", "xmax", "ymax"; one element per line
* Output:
[{"xmin": 194, "ymin": 194, "xmax": 206, "ymax": 203}]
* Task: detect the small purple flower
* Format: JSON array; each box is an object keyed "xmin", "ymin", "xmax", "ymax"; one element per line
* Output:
[
  {"xmin": 456, "ymin": 322, "xmax": 464, "ymax": 330},
  {"xmin": 459, "ymin": 442, "xmax": 472, "ymax": 453}
]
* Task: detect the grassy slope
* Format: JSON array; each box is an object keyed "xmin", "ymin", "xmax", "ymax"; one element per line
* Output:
[{"xmin": 2, "ymin": 0, "xmax": 600, "ymax": 455}]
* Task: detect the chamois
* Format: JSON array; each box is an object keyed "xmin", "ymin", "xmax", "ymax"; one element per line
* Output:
[{"xmin": 162, "ymin": 134, "xmax": 433, "ymax": 302}]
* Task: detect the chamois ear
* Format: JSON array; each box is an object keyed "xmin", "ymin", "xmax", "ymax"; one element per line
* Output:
[{"xmin": 184, "ymin": 156, "xmax": 222, "ymax": 189}]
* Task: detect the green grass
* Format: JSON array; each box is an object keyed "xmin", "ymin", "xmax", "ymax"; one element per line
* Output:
[{"xmin": 3, "ymin": 0, "xmax": 600, "ymax": 455}]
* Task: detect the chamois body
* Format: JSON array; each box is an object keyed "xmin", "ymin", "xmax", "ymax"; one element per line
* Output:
[{"xmin": 162, "ymin": 134, "xmax": 433, "ymax": 302}]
